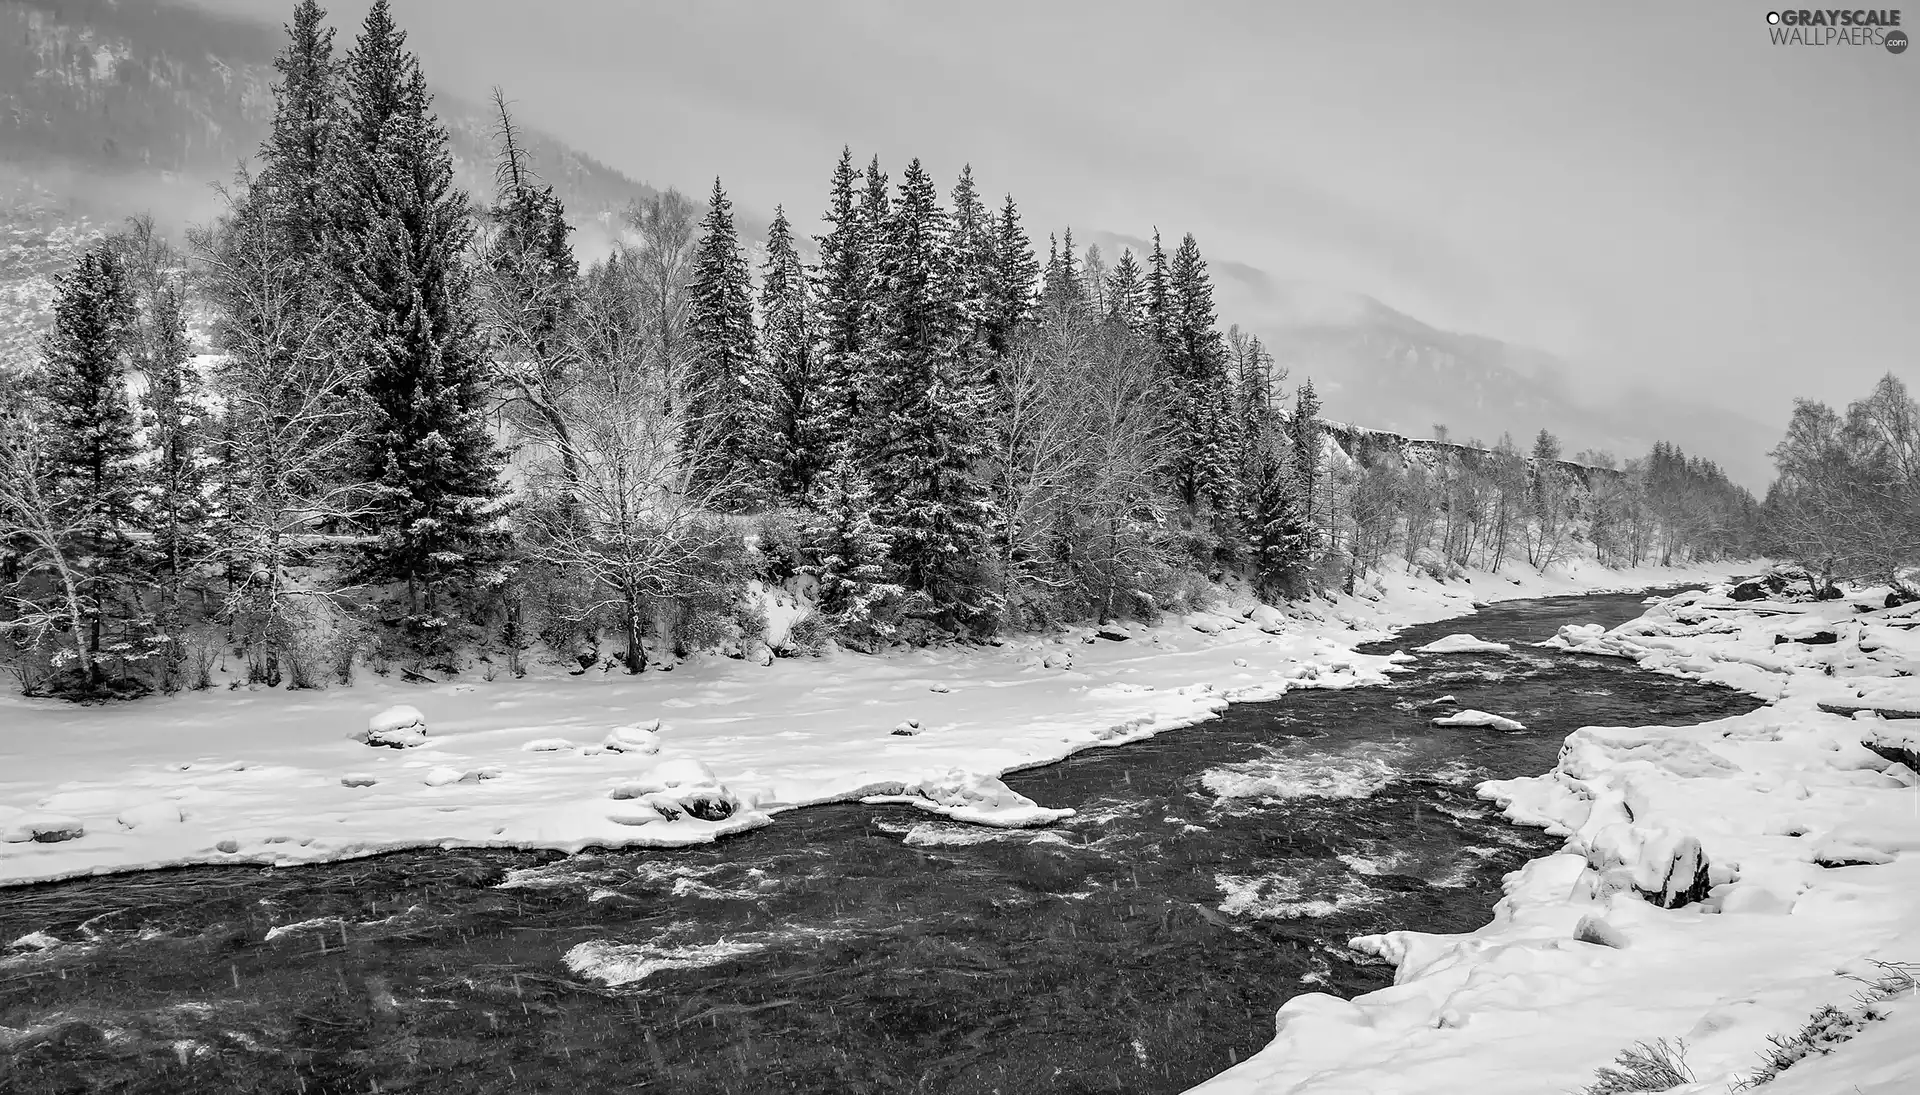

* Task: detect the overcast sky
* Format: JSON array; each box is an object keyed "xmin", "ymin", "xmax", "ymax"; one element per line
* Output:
[{"xmin": 199, "ymin": 0, "xmax": 1916, "ymax": 429}]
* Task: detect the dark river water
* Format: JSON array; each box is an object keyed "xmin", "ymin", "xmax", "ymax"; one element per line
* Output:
[{"xmin": 0, "ymin": 589, "xmax": 1760, "ymax": 1095}]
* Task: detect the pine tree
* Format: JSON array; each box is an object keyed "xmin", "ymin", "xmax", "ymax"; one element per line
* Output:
[
  {"xmin": 798, "ymin": 451, "xmax": 903, "ymax": 648},
  {"xmin": 948, "ymin": 165, "xmax": 995, "ymax": 355},
  {"xmin": 1041, "ymin": 226, "xmax": 1084, "ymax": 312},
  {"xmin": 336, "ymin": 0, "xmax": 505, "ymax": 633},
  {"xmin": 1290, "ymin": 377, "xmax": 1323, "ymax": 557},
  {"xmin": 761, "ymin": 205, "xmax": 822, "ymax": 499},
  {"xmin": 863, "ymin": 158, "xmax": 998, "ymax": 629},
  {"xmin": 36, "ymin": 242, "xmax": 143, "ymax": 685},
  {"xmin": 485, "ymin": 88, "xmax": 577, "ymax": 371},
  {"xmin": 683, "ymin": 176, "xmax": 770, "ymax": 509},
  {"xmin": 1145, "ymin": 229, "xmax": 1172, "ymax": 352},
  {"xmin": 983, "ymin": 194, "xmax": 1038, "ymax": 358},
  {"xmin": 811, "ymin": 148, "xmax": 865, "ymax": 438},
  {"xmin": 1166, "ymin": 233, "xmax": 1235, "ymax": 511},
  {"xmin": 1247, "ymin": 450, "xmax": 1311, "ymax": 599},
  {"xmin": 260, "ymin": 0, "xmax": 339, "ymax": 262},
  {"xmin": 135, "ymin": 276, "xmax": 208, "ymax": 686},
  {"xmin": 1105, "ymin": 248, "xmax": 1146, "ymax": 332}
]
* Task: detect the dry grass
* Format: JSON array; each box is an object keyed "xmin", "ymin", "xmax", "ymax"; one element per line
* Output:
[{"xmin": 1577, "ymin": 1038, "xmax": 1694, "ymax": 1094}]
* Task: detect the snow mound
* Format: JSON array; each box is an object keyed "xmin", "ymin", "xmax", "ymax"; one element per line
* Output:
[
  {"xmin": 863, "ymin": 768, "xmax": 1075, "ymax": 827},
  {"xmin": 1430, "ymin": 710, "xmax": 1527, "ymax": 731},
  {"xmin": 362, "ymin": 705, "xmax": 427, "ymax": 748},
  {"xmin": 603, "ymin": 723, "xmax": 662, "ymax": 754},
  {"xmin": 1417, "ymin": 633, "xmax": 1512, "ymax": 654},
  {"xmin": 521, "ymin": 737, "xmax": 574, "ymax": 752},
  {"xmin": 115, "ymin": 801, "xmax": 184, "ymax": 830},
  {"xmin": 423, "ymin": 765, "xmax": 502, "ymax": 787}
]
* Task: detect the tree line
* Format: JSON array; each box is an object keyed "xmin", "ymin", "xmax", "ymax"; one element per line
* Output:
[{"xmin": 0, "ymin": 0, "xmax": 1760, "ymax": 699}]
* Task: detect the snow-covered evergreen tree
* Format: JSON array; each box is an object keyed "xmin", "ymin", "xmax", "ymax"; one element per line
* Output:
[
  {"xmin": 683, "ymin": 177, "xmax": 771, "ymax": 509},
  {"xmin": 1105, "ymin": 248, "xmax": 1146, "ymax": 333},
  {"xmin": 335, "ymin": 0, "xmax": 505, "ymax": 633},
  {"xmin": 811, "ymin": 148, "xmax": 866, "ymax": 440},
  {"xmin": 260, "ymin": 0, "xmax": 340, "ymax": 265},
  {"xmin": 1166, "ymin": 233, "xmax": 1236, "ymax": 511},
  {"xmin": 34, "ymin": 242, "xmax": 144, "ymax": 684},
  {"xmin": 984, "ymin": 194, "xmax": 1038, "ymax": 358},
  {"xmin": 862, "ymin": 158, "xmax": 999, "ymax": 630},
  {"xmin": 760, "ymin": 205, "xmax": 822, "ymax": 499},
  {"xmin": 798, "ymin": 452, "xmax": 903, "ymax": 648},
  {"xmin": 948, "ymin": 165, "xmax": 995, "ymax": 356},
  {"xmin": 1145, "ymin": 229, "xmax": 1172, "ymax": 351}
]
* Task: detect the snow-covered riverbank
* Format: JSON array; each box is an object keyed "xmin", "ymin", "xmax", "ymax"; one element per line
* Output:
[
  {"xmin": 0, "ymin": 560, "xmax": 1720, "ymax": 889},
  {"xmin": 1192, "ymin": 578, "xmax": 1920, "ymax": 1094}
]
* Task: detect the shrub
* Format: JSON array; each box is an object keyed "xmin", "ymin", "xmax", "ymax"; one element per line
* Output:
[{"xmin": 1579, "ymin": 1039, "xmax": 1694, "ymax": 1094}]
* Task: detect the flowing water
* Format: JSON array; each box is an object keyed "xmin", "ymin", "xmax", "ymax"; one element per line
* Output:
[{"xmin": 0, "ymin": 589, "xmax": 1760, "ymax": 1095}]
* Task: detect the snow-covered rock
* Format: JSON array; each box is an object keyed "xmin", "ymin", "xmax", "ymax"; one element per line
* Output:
[
  {"xmin": 423, "ymin": 765, "xmax": 502, "ymax": 787},
  {"xmin": 606, "ymin": 758, "xmax": 738, "ymax": 822},
  {"xmin": 863, "ymin": 768, "xmax": 1075, "ymax": 828},
  {"xmin": 1, "ymin": 812, "xmax": 86, "ymax": 843},
  {"xmin": 1416, "ymin": 633, "xmax": 1511, "ymax": 654},
  {"xmin": 1429, "ymin": 709, "xmax": 1527, "ymax": 731},
  {"xmin": 603, "ymin": 722, "xmax": 662, "ymax": 754},
  {"xmin": 362, "ymin": 704, "xmax": 428, "ymax": 748},
  {"xmin": 892, "ymin": 719, "xmax": 921, "ymax": 736},
  {"xmin": 521, "ymin": 737, "xmax": 575, "ymax": 752}
]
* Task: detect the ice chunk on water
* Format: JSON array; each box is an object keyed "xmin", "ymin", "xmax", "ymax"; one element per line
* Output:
[{"xmin": 1430, "ymin": 710, "xmax": 1527, "ymax": 731}]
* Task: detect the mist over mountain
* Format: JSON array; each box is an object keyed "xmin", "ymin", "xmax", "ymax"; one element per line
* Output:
[{"xmin": 1088, "ymin": 230, "xmax": 1778, "ymax": 491}]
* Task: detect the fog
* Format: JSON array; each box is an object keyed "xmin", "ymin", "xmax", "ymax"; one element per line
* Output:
[{"xmin": 190, "ymin": 0, "xmax": 1917, "ymax": 434}]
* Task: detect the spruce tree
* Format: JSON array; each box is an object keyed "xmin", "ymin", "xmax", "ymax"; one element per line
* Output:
[
  {"xmin": 761, "ymin": 205, "xmax": 822, "ymax": 499},
  {"xmin": 336, "ymin": 0, "xmax": 504, "ymax": 632},
  {"xmin": 261, "ymin": 0, "xmax": 339, "ymax": 262},
  {"xmin": 1290, "ymin": 377, "xmax": 1323, "ymax": 556},
  {"xmin": 1247, "ymin": 451, "xmax": 1311, "ymax": 599},
  {"xmin": 136, "ymin": 278, "xmax": 208, "ymax": 685},
  {"xmin": 798, "ymin": 451, "xmax": 903, "ymax": 649},
  {"xmin": 1106, "ymin": 248, "xmax": 1146, "ymax": 332},
  {"xmin": 1166, "ymin": 233, "xmax": 1235, "ymax": 511},
  {"xmin": 37, "ymin": 242, "xmax": 142, "ymax": 684},
  {"xmin": 983, "ymin": 194, "xmax": 1038, "ymax": 358},
  {"xmin": 683, "ymin": 176, "xmax": 770, "ymax": 509},
  {"xmin": 811, "ymin": 148, "xmax": 866, "ymax": 438},
  {"xmin": 485, "ymin": 89, "xmax": 577, "ymax": 372},
  {"xmin": 1145, "ymin": 229, "xmax": 1172, "ymax": 352},
  {"xmin": 863, "ymin": 158, "xmax": 998, "ymax": 629},
  {"xmin": 948, "ymin": 165, "xmax": 995, "ymax": 354}
]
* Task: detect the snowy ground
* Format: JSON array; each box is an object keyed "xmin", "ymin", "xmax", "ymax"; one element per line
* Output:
[
  {"xmin": 0, "ymin": 559, "xmax": 1717, "ymax": 890},
  {"xmin": 1191, "ymin": 578, "xmax": 1920, "ymax": 1095}
]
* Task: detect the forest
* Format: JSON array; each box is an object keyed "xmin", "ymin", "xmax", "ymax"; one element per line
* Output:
[{"xmin": 0, "ymin": 0, "xmax": 1819, "ymax": 701}]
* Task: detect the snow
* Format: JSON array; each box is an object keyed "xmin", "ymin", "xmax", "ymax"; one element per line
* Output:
[
  {"xmin": 1429, "ymin": 710, "xmax": 1529, "ymax": 731},
  {"xmin": 862, "ymin": 767, "xmax": 1075, "ymax": 827},
  {"xmin": 1416, "ymin": 633, "xmax": 1513, "ymax": 654},
  {"xmin": 1191, "ymin": 577, "xmax": 1920, "ymax": 1095},
  {"xmin": 0, "ymin": 559, "xmax": 1719, "ymax": 894}
]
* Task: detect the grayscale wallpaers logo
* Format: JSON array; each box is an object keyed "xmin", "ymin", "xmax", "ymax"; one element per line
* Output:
[{"xmin": 1766, "ymin": 9, "xmax": 1908, "ymax": 51}]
